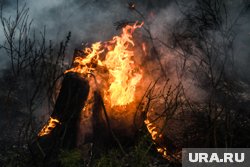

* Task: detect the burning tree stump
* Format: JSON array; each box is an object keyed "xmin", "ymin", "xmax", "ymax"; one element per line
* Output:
[
  {"xmin": 29, "ymin": 22, "xmax": 182, "ymax": 166},
  {"xmin": 30, "ymin": 72, "xmax": 89, "ymax": 166}
]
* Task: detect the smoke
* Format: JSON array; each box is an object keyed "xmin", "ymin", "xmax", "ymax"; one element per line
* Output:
[
  {"xmin": 147, "ymin": 0, "xmax": 250, "ymax": 103},
  {"xmin": 0, "ymin": 0, "xmax": 133, "ymax": 67},
  {"xmin": 0, "ymin": 0, "xmax": 249, "ymax": 84},
  {"xmin": 234, "ymin": 14, "xmax": 250, "ymax": 83}
]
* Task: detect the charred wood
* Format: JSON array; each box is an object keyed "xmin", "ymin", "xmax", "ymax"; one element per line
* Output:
[{"xmin": 30, "ymin": 72, "xmax": 89, "ymax": 166}]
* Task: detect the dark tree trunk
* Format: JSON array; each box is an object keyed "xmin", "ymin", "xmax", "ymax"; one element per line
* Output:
[{"xmin": 30, "ymin": 72, "xmax": 89, "ymax": 166}]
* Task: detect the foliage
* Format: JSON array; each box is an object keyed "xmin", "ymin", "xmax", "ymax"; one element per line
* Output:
[
  {"xmin": 93, "ymin": 134, "xmax": 167, "ymax": 167},
  {"xmin": 0, "ymin": 0, "xmax": 71, "ymax": 143},
  {"xmin": 0, "ymin": 145, "xmax": 33, "ymax": 167},
  {"xmin": 59, "ymin": 149, "xmax": 83, "ymax": 167}
]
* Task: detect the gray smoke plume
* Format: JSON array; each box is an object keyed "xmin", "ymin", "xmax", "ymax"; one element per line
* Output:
[{"xmin": 0, "ymin": 0, "xmax": 138, "ymax": 66}]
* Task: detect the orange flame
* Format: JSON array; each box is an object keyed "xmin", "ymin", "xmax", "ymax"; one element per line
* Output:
[
  {"xmin": 65, "ymin": 22, "xmax": 144, "ymax": 107},
  {"xmin": 65, "ymin": 42, "xmax": 104, "ymax": 75},
  {"xmin": 144, "ymin": 119, "xmax": 168, "ymax": 159},
  {"xmin": 104, "ymin": 23, "xmax": 143, "ymax": 106},
  {"xmin": 142, "ymin": 42, "xmax": 147, "ymax": 55},
  {"xmin": 38, "ymin": 117, "xmax": 61, "ymax": 136}
]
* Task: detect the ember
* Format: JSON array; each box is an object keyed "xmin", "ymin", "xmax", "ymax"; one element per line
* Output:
[{"xmin": 38, "ymin": 117, "xmax": 61, "ymax": 136}]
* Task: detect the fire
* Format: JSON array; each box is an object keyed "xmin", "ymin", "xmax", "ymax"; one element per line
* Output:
[
  {"xmin": 63, "ymin": 21, "xmax": 173, "ymax": 160},
  {"xmin": 144, "ymin": 119, "xmax": 168, "ymax": 159},
  {"xmin": 65, "ymin": 22, "xmax": 143, "ymax": 107},
  {"xmin": 39, "ymin": 21, "xmax": 176, "ymax": 160},
  {"xmin": 142, "ymin": 42, "xmax": 147, "ymax": 55},
  {"xmin": 144, "ymin": 119, "xmax": 161, "ymax": 140},
  {"xmin": 104, "ymin": 23, "xmax": 143, "ymax": 106},
  {"xmin": 65, "ymin": 42, "xmax": 104, "ymax": 75},
  {"xmin": 38, "ymin": 117, "xmax": 61, "ymax": 136}
]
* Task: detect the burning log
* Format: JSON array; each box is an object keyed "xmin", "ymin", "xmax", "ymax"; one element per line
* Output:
[{"xmin": 30, "ymin": 72, "xmax": 89, "ymax": 166}]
